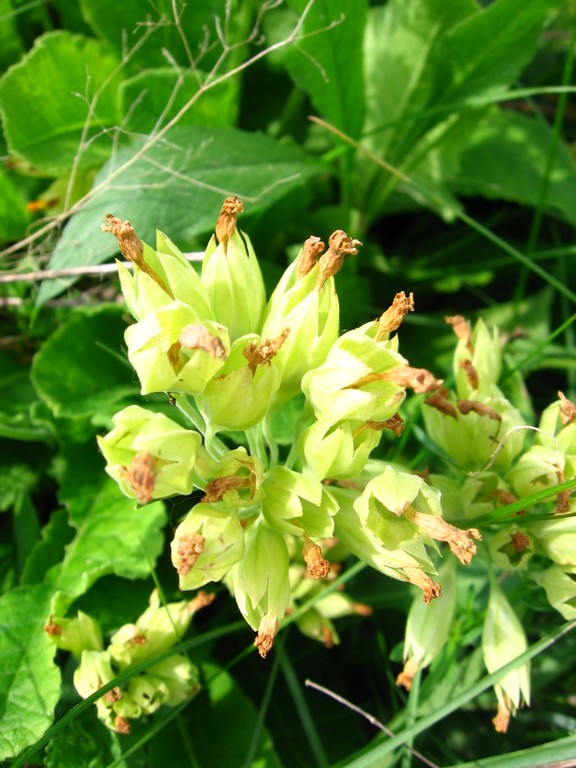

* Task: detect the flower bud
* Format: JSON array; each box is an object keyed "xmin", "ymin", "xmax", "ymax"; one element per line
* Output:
[
  {"xmin": 298, "ymin": 418, "xmax": 383, "ymax": 480},
  {"xmin": 202, "ymin": 447, "xmax": 263, "ymax": 509},
  {"xmin": 202, "ymin": 197, "xmax": 266, "ymax": 341},
  {"xmin": 124, "ymin": 301, "xmax": 229, "ymax": 396},
  {"xmin": 506, "ymin": 445, "xmax": 566, "ymax": 502},
  {"xmin": 126, "ymin": 675, "xmax": 169, "ymax": 715},
  {"xmin": 301, "ymin": 323, "xmax": 408, "ymax": 426},
  {"xmin": 198, "ymin": 333, "xmax": 283, "ymax": 431},
  {"xmin": 261, "ymin": 237, "xmax": 340, "ymax": 402},
  {"xmin": 535, "ymin": 564, "xmax": 576, "ymax": 619},
  {"xmin": 423, "ymin": 385, "xmax": 526, "ymax": 472},
  {"xmin": 488, "ymin": 526, "xmax": 533, "ymax": 571},
  {"xmin": 531, "ymin": 515, "xmax": 576, "ymax": 566},
  {"xmin": 261, "ymin": 465, "xmax": 338, "ymax": 539},
  {"xmin": 482, "ymin": 580, "xmax": 530, "ymax": 732},
  {"xmin": 227, "ymin": 520, "xmax": 291, "ymax": 657},
  {"xmin": 332, "ymin": 481, "xmax": 441, "ymax": 603},
  {"xmin": 447, "ymin": 317, "xmax": 502, "ymax": 398},
  {"xmin": 97, "ymin": 405, "xmax": 201, "ymax": 503},
  {"xmin": 146, "ymin": 654, "xmax": 200, "ymax": 705},
  {"xmin": 171, "ymin": 502, "xmax": 245, "ymax": 590},
  {"xmin": 43, "ymin": 610, "xmax": 103, "ymax": 658},
  {"xmin": 105, "ymin": 217, "xmax": 213, "ymax": 322},
  {"xmin": 108, "ymin": 591, "xmax": 201, "ymax": 669},
  {"xmin": 397, "ymin": 559, "xmax": 457, "ymax": 690}
]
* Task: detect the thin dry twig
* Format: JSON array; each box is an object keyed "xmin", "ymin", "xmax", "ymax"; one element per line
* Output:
[
  {"xmin": 305, "ymin": 679, "xmax": 440, "ymax": 768},
  {"xmin": 0, "ymin": 252, "xmax": 203, "ymax": 284}
]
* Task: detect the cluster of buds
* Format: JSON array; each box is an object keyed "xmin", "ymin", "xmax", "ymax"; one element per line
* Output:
[
  {"xmin": 98, "ymin": 200, "xmax": 488, "ymax": 710},
  {"xmin": 44, "ymin": 591, "xmax": 212, "ymax": 733},
  {"xmin": 420, "ymin": 315, "xmax": 576, "ymax": 730}
]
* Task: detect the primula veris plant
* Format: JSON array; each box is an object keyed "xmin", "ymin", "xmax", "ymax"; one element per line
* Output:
[{"xmin": 90, "ymin": 197, "xmax": 576, "ymax": 734}]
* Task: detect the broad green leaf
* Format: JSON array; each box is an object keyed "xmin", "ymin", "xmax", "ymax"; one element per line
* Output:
[
  {"xmin": 45, "ymin": 477, "xmax": 166, "ymax": 614},
  {"xmin": 0, "ymin": 163, "xmax": 31, "ymax": 243},
  {"xmin": 148, "ymin": 661, "xmax": 283, "ymax": 768},
  {"xmin": 37, "ymin": 125, "xmax": 323, "ymax": 303},
  {"xmin": 433, "ymin": 109, "xmax": 576, "ymax": 227},
  {"xmin": 21, "ymin": 510, "xmax": 75, "ymax": 586},
  {"xmin": 79, "ymin": 0, "xmax": 228, "ymax": 70},
  {"xmin": 429, "ymin": 0, "xmax": 559, "ymax": 107},
  {"xmin": 120, "ymin": 68, "xmax": 238, "ymax": 134},
  {"xmin": 0, "ymin": 0, "xmax": 24, "ymax": 69},
  {"xmin": 30, "ymin": 306, "xmax": 134, "ymax": 420},
  {"xmin": 0, "ymin": 584, "xmax": 61, "ymax": 762},
  {"xmin": 0, "ymin": 31, "xmax": 122, "ymax": 176},
  {"xmin": 285, "ymin": 0, "xmax": 367, "ymax": 139},
  {"xmin": 364, "ymin": 0, "xmax": 476, "ymax": 156}
]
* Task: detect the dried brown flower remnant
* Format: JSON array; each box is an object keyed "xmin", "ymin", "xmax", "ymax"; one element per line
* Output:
[
  {"xmin": 403, "ymin": 567, "xmax": 442, "ymax": 604},
  {"xmin": 303, "ymin": 533, "xmax": 330, "ymax": 579},
  {"xmin": 179, "ymin": 324, "xmax": 228, "ymax": 360},
  {"xmin": 243, "ymin": 328, "xmax": 290, "ymax": 375},
  {"xmin": 43, "ymin": 617, "xmax": 62, "ymax": 636},
  {"xmin": 296, "ymin": 235, "xmax": 325, "ymax": 279},
  {"xmin": 317, "ymin": 230, "xmax": 362, "ymax": 289},
  {"xmin": 355, "ymin": 414, "xmax": 405, "ymax": 437},
  {"xmin": 115, "ymin": 715, "xmax": 131, "ymax": 735},
  {"xmin": 202, "ymin": 475, "xmax": 251, "ymax": 504},
  {"xmin": 492, "ymin": 698, "xmax": 512, "ymax": 733},
  {"xmin": 404, "ymin": 507, "xmax": 482, "ymax": 565},
  {"xmin": 130, "ymin": 633, "xmax": 147, "ymax": 646},
  {"xmin": 559, "ymin": 391, "xmax": 576, "ymax": 426},
  {"xmin": 254, "ymin": 614, "xmax": 279, "ymax": 658},
  {"xmin": 215, "ymin": 196, "xmax": 244, "ymax": 253},
  {"xmin": 424, "ymin": 389, "xmax": 458, "ymax": 419},
  {"xmin": 174, "ymin": 533, "xmax": 205, "ymax": 576},
  {"xmin": 457, "ymin": 399, "xmax": 501, "ymax": 421},
  {"xmin": 553, "ymin": 465, "xmax": 572, "ymax": 514},
  {"xmin": 376, "ymin": 291, "xmax": 414, "ymax": 340},
  {"xmin": 396, "ymin": 656, "xmax": 419, "ymax": 691},
  {"xmin": 103, "ymin": 686, "xmax": 123, "ymax": 704},
  {"xmin": 188, "ymin": 590, "xmax": 215, "ymax": 613},
  {"xmin": 125, "ymin": 452, "xmax": 157, "ymax": 505},
  {"xmin": 383, "ymin": 366, "xmax": 443, "ymax": 394},
  {"xmin": 102, "ymin": 214, "xmax": 174, "ymax": 298},
  {"xmin": 445, "ymin": 314, "xmax": 472, "ymax": 345},
  {"xmin": 510, "ymin": 532, "xmax": 530, "ymax": 552},
  {"xmin": 460, "ymin": 358, "xmax": 479, "ymax": 390}
]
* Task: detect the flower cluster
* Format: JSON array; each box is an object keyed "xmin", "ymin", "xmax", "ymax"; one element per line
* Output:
[
  {"xmin": 98, "ymin": 197, "xmax": 576, "ymax": 734},
  {"xmin": 44, "ymin": 591, "xmax": 212, "ymax": 733},
  {"xmin": 410, "ymin": 315, "xmax": 575, "ymax": 730},
  {"xmin": 97, "ymin": 199, "xmax": 480, "ymax": 661}
]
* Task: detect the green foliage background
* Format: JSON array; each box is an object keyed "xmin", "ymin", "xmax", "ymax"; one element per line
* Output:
[{"xmin": 1, "ymin": 0, "xmax": 575, "ymax": 766}]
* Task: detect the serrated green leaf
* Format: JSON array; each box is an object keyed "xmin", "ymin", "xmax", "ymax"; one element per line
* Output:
[
  {"xmin": 364, "ymin": 0, "xmax": 476, "ymax": 154},
  {"xmin": 0, "ymin": 0, "xmax": 24, "ymax": 69},
  {"xmin": 45, "ymin": 477, "xmax": 166, "ymax": 614},
  {"xmin": 21, "ymin": 510, "xmax": 75, "ymax": 586},
  {"xmin": 0, "ymin": 584, "xmax": 61, "ymax": 761},
  {"xmin": 436, "ymin": 109, "xmax": 576, "ymax": 226},
  {"xmin": 44, "ymin": 707, "xmax": 117, "ymax": 768},
  {"xmin": 37, "ymin": 125, "xmax": 323, "ymax": 303},
  {"xmin": 119, "ymin": 68, "xmax": 238, "ymax": 133},
  {"xmin": 0, "ymin": 31, "xmax": 122, "ymax": 176},
  {"xmin": 30, "ymin": 306, "xmax": 135, "ymax": 420},
  {"xmin": 285, "ymin": 0, "xmax": 367, "ymax": 139},
  {"xmin": 430, "ymin": 0, "xmax": 559, "ymax": 106}
]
